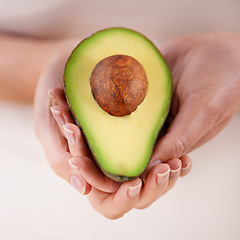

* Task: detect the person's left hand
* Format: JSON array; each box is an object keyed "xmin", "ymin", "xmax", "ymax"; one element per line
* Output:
[
  {"xmin": 34, "ymin": 41, "xmax": 121, "ymax": 196},
  {"xmin": 49, "ymin": 87, "xmax": 192, "ymax": 218}
]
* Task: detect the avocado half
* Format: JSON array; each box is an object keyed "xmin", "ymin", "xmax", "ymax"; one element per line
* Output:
[{"xmin": 64, "ymin": 27, "xmax": 172, "ymax": 182}]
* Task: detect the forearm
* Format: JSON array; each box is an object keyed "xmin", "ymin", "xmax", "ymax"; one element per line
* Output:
[{"xmin": 0, "ymin": 32, "xmax": 71, "ymax": 103}]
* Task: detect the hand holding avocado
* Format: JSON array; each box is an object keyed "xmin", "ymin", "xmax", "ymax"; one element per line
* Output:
[
  {"xmin": 33, "ymin": 31, "xmax": 191, "ymax": 219},
  {"xmin": 151, "ymin": 33, "xmax": 240, "ymax": 163},
  {"xmin": 48, "ymin": 86, "xmax": 191, "ymax": 218}
]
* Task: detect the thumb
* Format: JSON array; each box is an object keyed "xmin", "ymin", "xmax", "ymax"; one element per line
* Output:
[{"xmin": 151, "ymin": 99, "xmax": 214, "ymax": 162}]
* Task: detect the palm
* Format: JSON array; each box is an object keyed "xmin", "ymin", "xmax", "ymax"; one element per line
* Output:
[{"xmin": 151, "ymin": 33, "xmax": 240, "ymax": 162}]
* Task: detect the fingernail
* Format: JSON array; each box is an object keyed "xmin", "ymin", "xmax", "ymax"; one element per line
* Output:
[
  {"xmin": 156, "ymin": 168, "xmax": 170, "ymax": 185},
  {"xmin": 170, "ymin": 164, "xmax": 181, "ymax": 173},
  {"xmin": 181, "ymin": 161, "xmax": 191, "ymax": 176},
  {"xmin": 170, "ymin": 164, "xmax": 181, "ymax": 179},
  {"xmin": 50, "ymin": 107, "xmax": 65, "ymax": 126},
  {"xmin": 148, "ymin": 160, "xmax": 162, "ymax": 170},
  {"xmin": 69, "ymin": 157, "xmax": 91, "ymax": 170},
  {"xmin": 69, "ymin": 158, "xmax": 78, "ymax": 168},
  {"xmin": 47, "ymin": 89, "xmax": 54, "ymax": 98},
  {"xmin": 50, "ymin": 107, "xmax": 61, "ymax": 115},
  {"xmin": 70, "ymin": 176, "xmax": 86, "ymax": 195},
  {"xmin": 128, "ymin": 183, "xmax": 142, "ymax": 199},
  {"xmin": 182, "ymin": 161, "xmax": 190, "ymax": 170},
  {"xmin": 63, "ymin": 125, "xmax": 75, "ymax": 145}
]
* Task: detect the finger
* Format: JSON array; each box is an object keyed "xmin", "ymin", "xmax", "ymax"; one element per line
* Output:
[
  {"xmin": 48, "ymin": 87, "xmax": 69, "ymax": 108},
  {"xmin": 41, "ymin": 108, "xmax": 91, "ymax": 195},
  {"xmin": 135, "ymin": 163, "xmax": 170, "ymax": 209},
  {"xmin": 34, "ymin": 57, "xmax": 92, "ymax": 195},
  {"xmin": 50, "ymin": 105, "xmax": 74, "ymax": 136},
  {"xmin": 165, "ymin": 158, "xmax": 182, "ymax": 192},
  {"xmin": 142, "ymin": 153, "xmax": 191, "ymax": 183},
  {"xmin": 63, "ymin": 124, "xmax": 121, "ymax": 193},
  {"xmin": 88, "ymin": 178, "xmax": 142, "ymax": 219},
  {"xmin": 63, "ymin": 123, "xmax": 92, "ymax": 158},
  {"xmin": 44, "ymin": 147, "xmax": 92, "ymax": 195},
  {"xmin": 70, "ymin": 175, "xmax": 92, "ymax": 195},
  {"xmin": 180, "ymin": 155, "xmax": 192, "ymax": 177},
  {"xmin": 141, "ymin": 159, "xmax": 162, "ymax": 183},
  {"xmin": 151, "ymin": 100, "xmax": 215, "ymax": 162},
  {"xmin": 69, "ymin": 156, "xmax": 121, "ymax": 193}
]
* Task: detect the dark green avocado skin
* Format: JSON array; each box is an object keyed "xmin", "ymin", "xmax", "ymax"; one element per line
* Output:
[{"xmin": 102, "ymin": 169, "xmax": 142, "ymax": 182}]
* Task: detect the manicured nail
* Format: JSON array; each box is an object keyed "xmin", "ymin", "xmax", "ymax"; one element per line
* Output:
[
  {"xmin": 69, "ymin": 158, "xmax": 79, "ymax": 169},
  {"xmin": 182, "ymin": 161, "xmax": 190, "ymax": 170},
  {"xmin": 170, "ymin": 164, "xmax": 181, "ymax": 173},
  {"xmin": 69, "ymin": 159, "xmax": 77, "ymax": 168},
  {"xmin": 170, "ymin": 164, "xmax": 181, "ymax": 179},
  {"xmin": 181, "ymin": 161, "xmax": 191, "ymax": 176},
  {"xmin": 50, "ymin": 107, "xmax": 60, "ymax": 115},
  {"xmin": 156, "ymin": 168, "xmax": 170, "ymax": 185},
  {"xmin": 128, "ymin": 183, "xmax": 142, "ymax": 199},
  {"xmin": 50, "ymin": 107, "xmax": 65, "ymax": 126},
  {"xmin": 63, "ymin": 125, "xmax": 75, "ymax": 145},
  {"xmin": 47, "ymin": 89, "xmax": 54, "ymax": 98},
  {"xmin": 148, "ymin": 160, "xmax": 162, "ymax": 170},
  {"xmin": 70, "ymin": 176, "xmax": 86, "ymax": 195}
]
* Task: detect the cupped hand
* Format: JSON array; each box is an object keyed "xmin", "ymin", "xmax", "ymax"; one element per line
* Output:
[
  {"xmin": 33, "ymin": 39, "xmax": 192, "ymax": 220},
  {"xmin": 151, "ymin": 33, "xmax": 240, "ymax": 162},
  {"xmin": 34, "ymin": 41, "xmax": 120, "ymax": 195},
  {"xmin": 48, "ymin": 87, "xmax": 191, "ymax": 219}
]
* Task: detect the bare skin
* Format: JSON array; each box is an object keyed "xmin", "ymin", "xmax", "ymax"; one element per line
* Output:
[
  {"xmin": 34, "ymin": 52, "xmax": 191, "ymax": 219},
  {"xmin": 151, "ymin": 33, "xmax": 240, "ymax": 162},
  {"xmin": 0, "ymin": 31, "xmax": 191, "ymax": 219},
  {"xmin": 0, "ymin": 32, "xmax": 60, "ymax": 102},
  {"xmin": 1, "ymin": 31, "xmax": 239, "ymax": 219}
]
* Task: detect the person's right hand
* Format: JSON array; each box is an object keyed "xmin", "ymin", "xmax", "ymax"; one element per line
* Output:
[{"xmin": 151, "ymin": 33, "xmax": 240, "ymax": 162}]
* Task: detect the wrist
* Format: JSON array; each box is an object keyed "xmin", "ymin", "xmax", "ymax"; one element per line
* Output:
[
  {"xmin": 36, "ymin": 38, "xmax": 79, "ymax": 84},
  {"xmin": 0, "ymin": 32, "xmax": 80, "ymax": 103},
  {"xmin": 37, "ymin": 38, "xmax": 80, "ymax": 91}
]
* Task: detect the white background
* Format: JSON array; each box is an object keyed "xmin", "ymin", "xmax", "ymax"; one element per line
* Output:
[{"xmin": 0, "ymin": 101, "xmax": 239, "ymax": 240}]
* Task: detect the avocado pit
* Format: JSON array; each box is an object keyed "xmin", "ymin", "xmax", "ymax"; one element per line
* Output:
[{"xmin": 90, "ymin": 54, "xmax": 148, "ymax": 117}]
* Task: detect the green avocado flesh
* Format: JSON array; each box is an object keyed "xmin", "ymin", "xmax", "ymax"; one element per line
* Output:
[{"xmin": 64, "ymin": 28, "xmax": 172, "ymax": 182}]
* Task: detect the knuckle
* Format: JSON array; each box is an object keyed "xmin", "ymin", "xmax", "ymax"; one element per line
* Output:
[
  {"xmin": 48, "ymin": 152, "xmax": 70, "ymax": 179},
  {"xmin": 49, "ymin": 157, "xmax": 62, "ymax": 178},
  {"xmin": 204, "ymin": 92, "xmax": 234, "ymax": 122},
  {"xmin": 76, "ymin": 156, "xmax": 88, "ymax": 172},
  {"xmin": 205, "ymin": 100, "xmax": 221, "ymax": 119},
  {"xmin": 135, "ymin": 202, "xmax": 152, "ymax": 210},
  {"xmin": 171, "ymin": 137, "xmax": 187, "ymax": 158}
]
